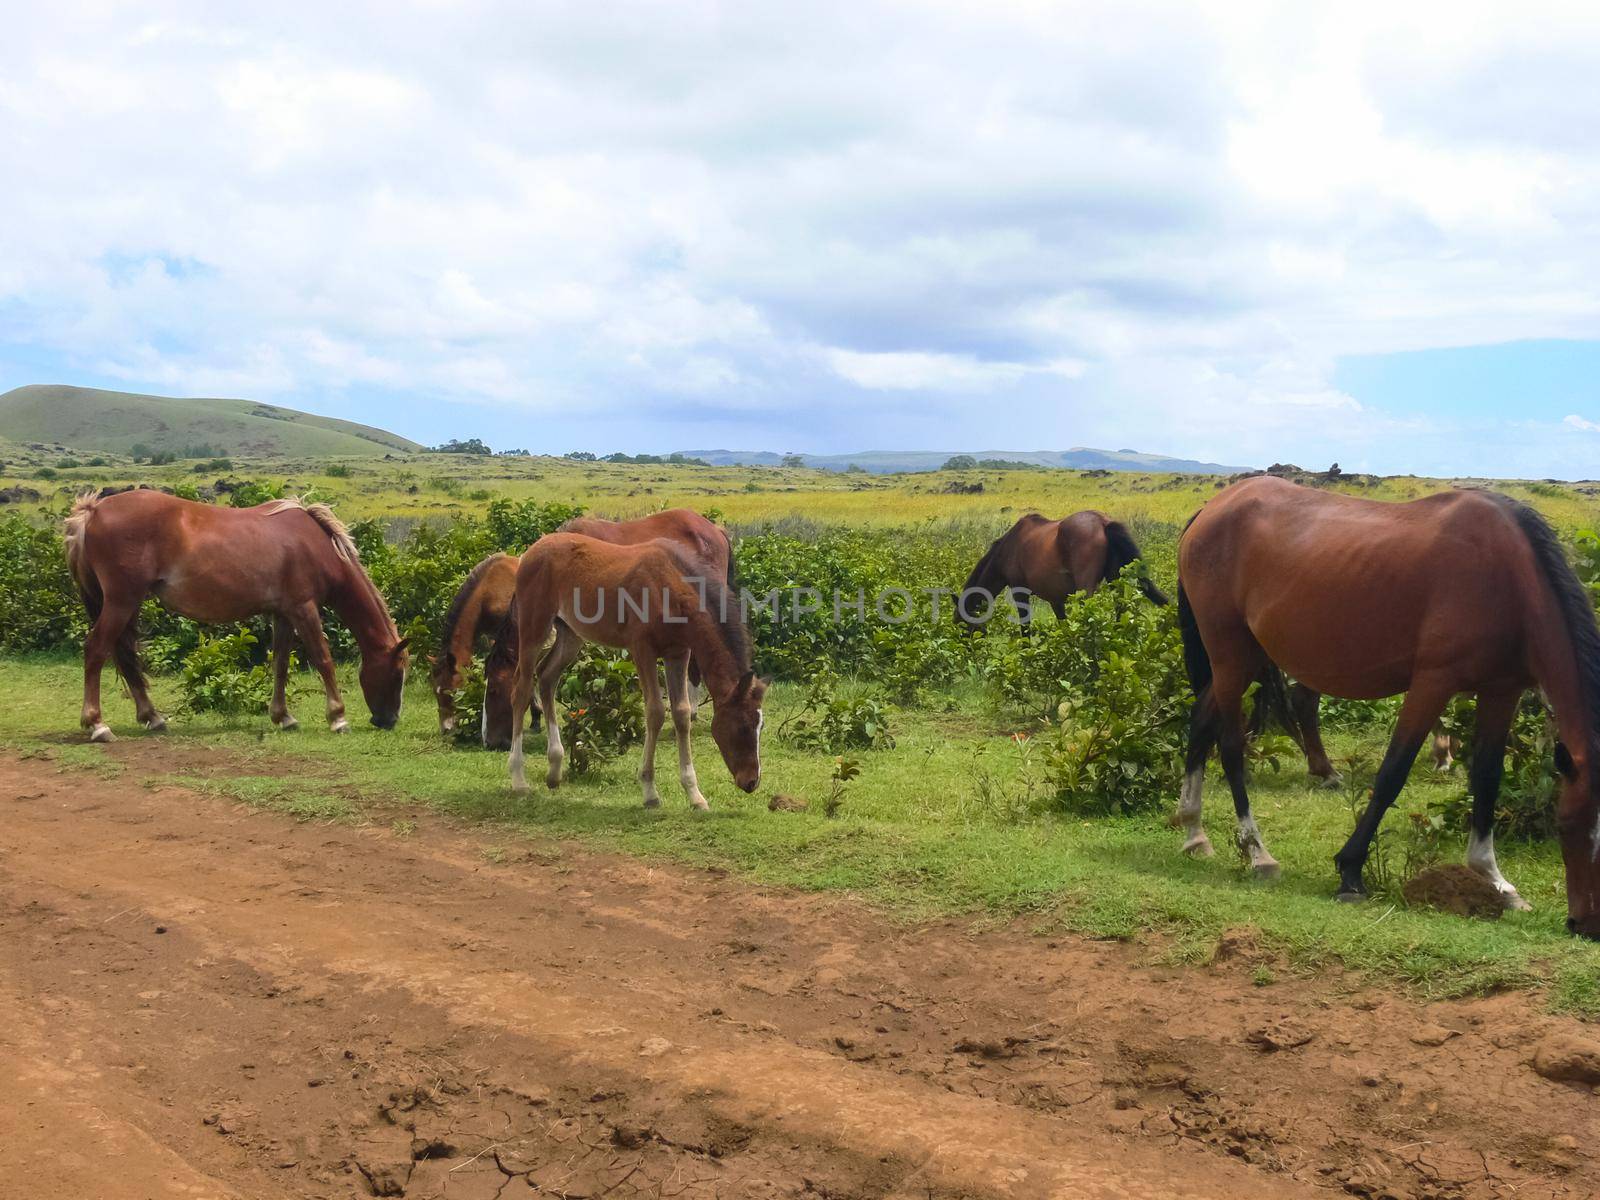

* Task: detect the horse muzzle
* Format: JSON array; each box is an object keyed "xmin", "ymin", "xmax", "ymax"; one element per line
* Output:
[{"xmin": 371, "ymin": 715, "xmax": 398, "ymax": 731}]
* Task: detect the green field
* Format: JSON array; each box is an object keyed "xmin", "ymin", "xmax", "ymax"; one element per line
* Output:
[{"xmin": 3, "ymin": 448, "xmax": 1600, "ymax": 1017}]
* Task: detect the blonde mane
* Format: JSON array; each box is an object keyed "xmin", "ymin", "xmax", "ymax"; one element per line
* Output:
[{"xmin": 262, "ymin": 496, "xmax": 360, "ymax": 563}]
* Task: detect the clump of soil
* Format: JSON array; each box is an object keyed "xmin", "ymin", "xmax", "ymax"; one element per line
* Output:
[
  {"xmin": 768, "ymin": 793, "xmax": 808, "ymax": 813},
  {"xmin": 1401, "ymin": 865, "xmax": 1505, "ymax": 919}
]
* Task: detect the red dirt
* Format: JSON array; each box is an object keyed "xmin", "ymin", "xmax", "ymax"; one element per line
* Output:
[{"xmin": 0, "ymin": 745, "xmax": 1596, "ymax": 1199}]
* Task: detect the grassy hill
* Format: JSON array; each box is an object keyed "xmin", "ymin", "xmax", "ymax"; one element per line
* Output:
[{"xmin": 0, "ymin": 385, "xmax": 421, "ymax": 458}]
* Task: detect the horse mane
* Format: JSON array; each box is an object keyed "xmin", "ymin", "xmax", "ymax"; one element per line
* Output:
[
  {"xmin": 263, "ymin": 497, "xmax": 360, "ymax": 563},
  {"xmin": 651, "ymin": 538, "xmax": 751, "ymax": 671},
  {"xmin": 438, "ymin": 555, "xmax": 505, "ymax": 668},
  {"xmin": 1487, "ymin": 492, "xmax": 1600, "ymax": 757}
]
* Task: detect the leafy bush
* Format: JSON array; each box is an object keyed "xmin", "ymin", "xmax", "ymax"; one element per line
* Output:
[
  {"xmin": 445, "ymin": 657, "xmax": 488, "ymax": 746},
  {"xmin": 1029, "ymin": 576, "xmax": 1192, "ymax": 816},
  {"xmin": 178, "ymin": 629, "xmax": 271, "ymax": 715},
  {"xmin": 227, "ymin": 479, "xmax": 286, "ymax": 508},
  {"xmin": 485, "ymin": 498, "xmax": 585, "ymax": 551},
  {"xmin": 556, "ymin": 647, "xmax": 644, "ymax": 776},
  {"xmin": 780, "ymin": 667, "xmax": 895, "ymax": 752},
  {"xmin": 326, "ymin": 463, "xmax": 352, "ymax": 478},
  {"xmin": 0, "ymin": 516, "xmax": 85, "ymax": 650}
]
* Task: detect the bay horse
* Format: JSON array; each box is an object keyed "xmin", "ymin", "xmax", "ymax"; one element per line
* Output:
[
  {"xmin": 65, "ymin": 490, "xmax": 409, "ymax": 740},
  {"xmin": 1175, "ymin": 475, "xmax": 1600, "ymax": 937},
  {"xmin": 446, "ymin": 508, "xmax": 731, "ymax": 749},
  {"xmin": 429, "ymin": 551, "xmax": 521, "ymax": 741},
  {"xmin": 506, "ymin": 533, "xmax": 764, "ymax": 808},
  {"xmin": 957, "ymin": 511, "xmax": 1167, "ymax": 629}
]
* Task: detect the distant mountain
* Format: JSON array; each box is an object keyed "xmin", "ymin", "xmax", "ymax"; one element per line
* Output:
[
  {"xmin": 680, "ymin": 447, "xmax": 1247, "ymax": 475},
  {"xmin": 0, "ymin": 384, "xmax": 422, "ymax": 457}
]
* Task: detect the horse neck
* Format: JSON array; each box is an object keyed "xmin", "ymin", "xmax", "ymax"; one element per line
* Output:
[
  {"xmin": 328, "ymin": 559, "xmax": 398, "ymax": 658},
  {"xmin": 684, "ymin": 598, "xmax": 744, "ymax": 698}
]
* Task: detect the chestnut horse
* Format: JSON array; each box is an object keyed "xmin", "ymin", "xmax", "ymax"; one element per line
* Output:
[
  {"xmin": 1176, "ymin": 476, "xmax": 1600, "ymax": 936},
  {"xmin": 957, "ymin": 511, "xmax": 1167, "ymax": 629},
  {"xmin": 65, "ymin": 490, "xmax": 409, "ymax": 740},
  {"xmin": 506, "ymin": 533, "xmax": 764, "ymax": 808},
  {"xmin": 452, "ymin": 509, "xmax": 731, "ymax": 749}
]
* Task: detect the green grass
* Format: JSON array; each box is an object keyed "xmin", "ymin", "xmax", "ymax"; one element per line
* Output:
[{"xmin": 5, "ymin": 654, "xmax": 1597, "ymax": 1016}]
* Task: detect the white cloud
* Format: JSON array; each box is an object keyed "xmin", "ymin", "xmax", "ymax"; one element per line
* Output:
[
  {"xmin": 1, "ymin": 1, "xmax": 1599, "ymax": 468},
  {"xmin": 1563, "ymin": 414, "xmax": 1600, "ymax": 433}
]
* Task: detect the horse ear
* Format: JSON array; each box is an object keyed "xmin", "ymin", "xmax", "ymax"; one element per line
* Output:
[
  {"xmin": 1555, "ymin": 740, "xmax": 1577, "ymax": 780},
  {"xmin": 394, "ymin": 637, "xmax": 411, "ymax": 656},
  {"xmin": 735, "ymin": 670, "xmax": 755, "ymax": 698}
]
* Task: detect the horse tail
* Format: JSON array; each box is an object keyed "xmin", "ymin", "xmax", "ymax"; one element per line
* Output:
[
  {"xmin": 64, "ymin": 492, "xmax": 103, "ymax": 620},
  {"xmin": 1176, "ymin": 580, "xmax": 1211, "ymax": 699},
  {"xmin": 1102, "ymin": 519, "xmax": 1168, "ymax": 605}
]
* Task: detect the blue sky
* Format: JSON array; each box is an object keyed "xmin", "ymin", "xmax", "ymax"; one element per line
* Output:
[{"xmin": 3, "ymin": 3, "xmax": 1600, "ymax": 477}]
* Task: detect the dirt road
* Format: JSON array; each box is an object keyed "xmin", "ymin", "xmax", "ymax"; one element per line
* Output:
[{"xmin": 0, "ymin": 746, "xmax": 1593, "ymax": 1199}]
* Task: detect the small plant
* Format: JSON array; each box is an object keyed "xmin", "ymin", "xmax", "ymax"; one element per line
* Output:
[
  {"xmin": 446, "ymin": 658, "xmax": 488, "ymax": 746},
  {"xmin": 179, "ymin": 628, "xmax": 271, "ymax": 715},
  {"xmin": 824, "ymin": 756, "xmax": 860, "ymax": 818},
  {"xmin": 227, "ymin": 479, "xmax": 286, "ymax": 508},
  {"xmin": 325, "ymin": 463, "xmax": 352, "ymax": 478},
  {"xmin": 781, "ymin": 667, "xmax": 895, "ymax": 752}
]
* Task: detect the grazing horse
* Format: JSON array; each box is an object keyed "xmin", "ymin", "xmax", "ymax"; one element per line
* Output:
[
  {"xmin": 506, "ymin": 533, "xmax": 765, "ymax": 808},
  {"xmin": 1174, "ymin": 476, "xmax": 1600, "ymax": 937},
  {"xmin": 430, "ymin": 552, "xmax": 523, "ymax": 741},
  {"xmin": 65, "ymin": 490, "xmax": 409, "ymax": 740},
  {"xmin": 957, "ymin": 511, "xmax": 1167, "ymax": 629},
  {"xmin": 467, "ymin": 509, "xmax": 732, "ymax": 749}
]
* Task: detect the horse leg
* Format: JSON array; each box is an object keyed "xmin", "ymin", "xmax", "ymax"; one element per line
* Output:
[
  {"xmin": 1332, "ymin": 679, "xmax": 1452, "ymax": 901},
  {"xmin": 666, "ymin": 654, "xmax": 709, "ymax": 810},
  {"xmin": 1175, "ymin": 686, "xmax": 1219, "ymax": 857},
  {"xmin": 633, "ymin": 651, "xmax": 666, "ymax": 808},
  {"xmin": 1291, "ymin": 684, "xmax": 1340, "ymax": 787},
  {"xmin": 287, "ymin": 603, "xmax": 347, "ymax": 733},
  {"xmin": 110, "ymin": 606, "xmax": 164, "ymax": 732},
  {"xmin": 269, "ymin": 615, "xmax": 300, "ymax": 730},
  {"xmin": 508, "ymin": 607, "xmax": 556, "ymax": 791},
  {"xmin": 534, "ymin": 624, "xmax": 581, "ymax": 791},
  {"xmin": 81, "ymin": 594, "xmax": 141, "ymax": 742},
  {"xmin": 1214, "ymin": 660, "xmax": 1280, "ymax": 878},
  {"xmin": 1463, "ymin": 690, "xmax": 1530, "ymax": 911},
  {"xmin": 1431, "ymin": 726, "xmax": 1456, "ymax": 771}
]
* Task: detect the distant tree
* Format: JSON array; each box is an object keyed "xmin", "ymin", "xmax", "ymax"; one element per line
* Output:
[
  {"xmin": 942, "ymin": 454, "xmax": 977, "ymax": 471},
  {"xmin": 780, "ymin": 453, "xmax": 806, "ymax": 469},
  {"xmin": 567, "ymin": 451, "xmax": 597, "ymax": 461},
  {"xmin": 496, "ymin": 448, "xmax": 530, "ymax": 457},
  {"xmin": 432, "ymin": 438, "xmax": 492, "ymax": 455},
  {"xmin": 845, "ymin": 463, "xmax": 867, "ymax": 474}
]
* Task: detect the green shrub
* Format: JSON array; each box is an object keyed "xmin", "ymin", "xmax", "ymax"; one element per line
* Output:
[
  {"xmin": 227, "ymin": 479, "xmax": 286, "ymax": 508},
  {"xmin": 780, "ymin": 667, "xmax": 895, "ymax": 753},
  {"xmin": 556, "ymin": 647, "xmax": 644, "ymax": 776},
  {"xmin": 1433, "ymin": 694, "xmax": 1559, "ymax": 841},
  {"xmin": 0, "ymin": 517, "xmax": 84, "ymax": 651},
  {"xmin": 178, "ymin": 629, "xmax": 271, "ymax": 715},
  {"xmin": 325, "ymin": 463, "xmax": 352, "ymax": 478}
]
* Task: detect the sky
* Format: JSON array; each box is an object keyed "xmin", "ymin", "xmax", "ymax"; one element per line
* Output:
[{"xmin": 2, "ymin": 1, "xmax": 1599, "ymax": 477}]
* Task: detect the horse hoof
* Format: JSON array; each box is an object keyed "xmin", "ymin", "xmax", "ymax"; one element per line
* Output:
[
  {"xmin": 1315, "ymin": 773, "xmax": 1342, "ymax": 791},
  {"xmin": 88, "ymin": 724, "xmax": 115, "ymax": 744},
  {"xmin": 1251, "ymin": 859, "xmax": 1281, "ymax": 880},
  {"xmin": 1335, "ymin": 889, "xmax": 1368, "ymax": 904},
  {"xmin": 1182, "ymin": 835, "xmax": 1215, "ymax": 858},
  {"xmin": 330, "ymin": 719, "xmax": 350, "ymax": 734},
  {"xmin": 643, "ymin": 796, "xmax": 661, "ymax": 809},
  {"xmin": 690, "ymin": 798, "xmax": 710, "ymax": 812},
  {"xmin": 546, "ymin": 775, "xmax": 561, "ymax": 791},
  {"xmin": 1502, "ymin": 891, "xmax": 1533, "ymax": 913},
  {"xmin": 145, "ymin": 716, "xmax": 167, "ymax": 733},
  {"xmin": 277, "ymin": 717, "xmax": 299, "ymax": 732}
]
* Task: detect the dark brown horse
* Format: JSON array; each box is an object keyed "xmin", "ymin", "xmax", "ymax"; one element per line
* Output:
[
  {"xmin": 65, "ymin": 490, "xmax": 409, "ymax": 740},
  {"xmin": 1175, "ymin": 476, "xmax": 1600, "ymax": 937},
  {"xmin": 958, "ymin": 511, "xmax": 1167, "ymax": 629},
  {"xmin": 471, "ymin": 509, "xmax": 732, "ymax": 749},
  {"xmin": 507, "ymin": 534, "xmax": 764, "ymax": 808},
  {"xmin": 430, "ymin": 552, "xmax": 521, "ymax": 739}
]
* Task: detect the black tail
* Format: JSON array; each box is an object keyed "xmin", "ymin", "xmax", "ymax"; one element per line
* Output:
[
  {"xmin": 1102, "ymin": 520, "xmax": 1168, "ymax": 605},
  {"xmin": 1176, "ymin": 580, "xmax": 1211, "ymax": 698}
]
